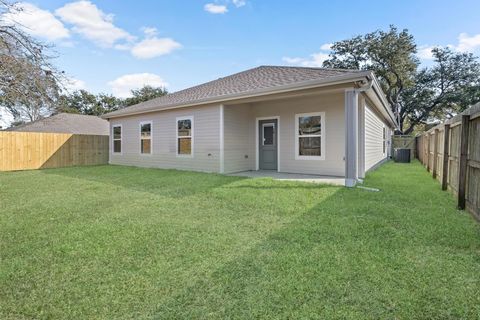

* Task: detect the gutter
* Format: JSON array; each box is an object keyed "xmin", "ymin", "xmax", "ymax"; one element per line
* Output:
[{"xmin": 103, "ymin": 71, "xmax": 373, "ymax": 120}]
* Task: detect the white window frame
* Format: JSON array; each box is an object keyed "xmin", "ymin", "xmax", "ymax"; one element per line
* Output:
[
  {"xmin": 139, "ymin": 121, "xmax": 153, "ymax": 155},
  {"xmin": 295, "ymin": 112, "xmax": 325, "ymax": 161},
  {"xmin": 112, "ymin": 124, "xmax": 122, "ymax": 155},
  {"xmin": 176, "ymin": 116, "xmax": 194, "ymax": 158}
]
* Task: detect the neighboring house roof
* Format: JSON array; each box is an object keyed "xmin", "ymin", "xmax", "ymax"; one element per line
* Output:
[
  {"xmin": 5, "ymin": 113, "xmax": 110, "ymax": 135},
  {"xmin": 102, "ymin": 65, "xmax": 396, "ymax": 128}
]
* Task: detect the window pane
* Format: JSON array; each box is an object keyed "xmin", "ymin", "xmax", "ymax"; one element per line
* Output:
[
  {"xmin": 113, "ymin": 126, "xmax": 121, "ymax": 139},
  {"xmin": 114, "ymin": 140, "xmax": 121, "ymax": 153},
  {"xmin": 299, "ymin": 116, "xmax": 321, "ymax": 135},
  {"xmin": 178, "ymin": 137, "xmax": 191, "ymax": 154},
  {"xmin": 141, "ymin": 123, "xmax": 151, "ymax": 138},
  {"xmin": 141, "ymin": 139, "xmax": 151, "ymax": 154},
  {"xmin": 299, "ymin": 136, "xmax": 321, "ymax": 156},
  {"xmin": 178, "ymin": 119, "xmax": 191, "ymax": 136},
  {"xmin": 263, "ymin": 124, "xmax": 274, "ymax": 145}
]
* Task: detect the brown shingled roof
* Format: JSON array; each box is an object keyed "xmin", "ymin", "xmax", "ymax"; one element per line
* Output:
[
  {"xmin": 104, "ymin": 66, "xmax": 368, "ymax": 118},
  {"xmin": 5, "ymin": 113, "xmax": 109, "ymax": 135}
]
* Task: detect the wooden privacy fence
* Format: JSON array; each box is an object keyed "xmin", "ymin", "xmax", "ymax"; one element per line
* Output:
[
  {"xmin": 0, "ymin": 131, "xmax": 109, "ymax": 171},
  {"xmin": 416, "ymin": 103, "xmax": 480, "ymax": 220}
]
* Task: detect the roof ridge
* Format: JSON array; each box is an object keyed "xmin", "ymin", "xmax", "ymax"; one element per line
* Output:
[
  {"xmin": 257, "ymin": 65, "xmax": 364, "ymax": 73},
  {"xmin": 56, "ymin": 112, "xmax": 104, "ymax": 118}
]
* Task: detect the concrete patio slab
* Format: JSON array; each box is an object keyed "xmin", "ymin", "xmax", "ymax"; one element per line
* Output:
[{"xmin": 228, "ymin": 170, "xmax": 345, "ymax": 186}]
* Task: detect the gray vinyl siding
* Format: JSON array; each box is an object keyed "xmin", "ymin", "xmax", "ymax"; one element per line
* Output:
[
  {"xmin": 223, "ymin": 104, "xmax": 255, "ymax": 173},
  {"xmin": 109, "ymin": 104, "xmax": 221, "ymax": 172},
  {"xmin": 365, "ymin": 104, "xmax": 387, "ymax": 171},
  {"xmin": 222, "ymin": 92, "xmax": 346, "ymax": 176}
]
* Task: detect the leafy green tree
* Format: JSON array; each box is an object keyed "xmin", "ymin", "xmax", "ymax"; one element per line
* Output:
[
  {"xmin": 95, "ymin": 94, "xmax": 121, "ymax": 115},
  {"xmin": 57, "ymin": 90, "xmax": 121, "ymax": 116},
  {"xmin": 400, "ymin": 48, "xmax": 480, "ymax": 134},
  {"xmin": 323, "ymin": 26, "xmax": 480, "ymax": 133},
  {"xmin": 123, "ymin": 85, "xmax": 168, "ymax": 107},
  {"xmin": 323, "ymin": 25, "xmax": 418, "ymax": 129},
  {"xmin": 57, "ymin": 90, "xmax": 96, "ymax": 114}
]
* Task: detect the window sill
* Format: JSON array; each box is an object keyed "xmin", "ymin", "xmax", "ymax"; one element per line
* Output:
[{"xmin": 295, "ymin": 155, "xmax": 325, "ymax": 161}]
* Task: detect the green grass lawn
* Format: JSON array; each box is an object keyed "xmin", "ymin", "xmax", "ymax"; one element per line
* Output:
[{"xmin": 0, "ymin": 161, "xmax": 479, "ymax": 319}]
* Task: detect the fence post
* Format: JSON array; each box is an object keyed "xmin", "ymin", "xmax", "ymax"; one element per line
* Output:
[
  {"xmin": 432, "ymin": 129, "xmax": 439, "ymax": 179},
  {"xmin": 427, "ymin": 133, "xmax": 431, "ymax": 172},
  {"xmin": 441, "ymin": 124, "xmax": 450, "ymax": 191},
  {"xmin": 458, "ymin": 115, "xmax": 470, "ymax": 210},
  {"xmin": 423, "ymin": 134, "xmax": 427, "ymax": 165}
]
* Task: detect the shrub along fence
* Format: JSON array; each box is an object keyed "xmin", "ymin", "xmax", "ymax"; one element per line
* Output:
[
  {"xmin": 0, "ymin": 131, "xmax": 109, "ymax": 171},
  {"xmin": 416, "ymin": 103, "xmax": 480, "ymax": 220}
]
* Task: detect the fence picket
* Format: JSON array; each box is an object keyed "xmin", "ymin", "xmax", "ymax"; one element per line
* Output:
[{"xmin": 0, "ymin": 132, "xmax": 109, "ymax": 171}]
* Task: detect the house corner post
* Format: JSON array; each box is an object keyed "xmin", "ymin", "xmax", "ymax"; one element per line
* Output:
[
  {"xmin": 345, "ymin": 89, "xmax": 359, "ymax": 187},
  {"xmin": 358, "ymin": 97, "xmax": 366, "ymax": 179},
  {"xmin": 219, "ymin": 104, "xmax": 225, "ymax": 174}
]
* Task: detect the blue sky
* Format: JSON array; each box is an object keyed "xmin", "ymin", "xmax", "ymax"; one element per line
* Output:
[{"xmin": 4, "ymin": 0, "xmax": 480, "ymax": 99}]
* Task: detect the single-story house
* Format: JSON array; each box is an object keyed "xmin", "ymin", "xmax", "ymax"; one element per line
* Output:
[
  {"xmin": 103, "ymin": 66, "xmax": 397, "ymax": 187},
  {"xmin": 5, "ymin": 113, "xmax": 109, "ymax": 135}
]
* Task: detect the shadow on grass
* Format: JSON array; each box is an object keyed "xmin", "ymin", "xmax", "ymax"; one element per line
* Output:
[
  {"xmin": 151, "ymin": 164, "xmax": 480, "ymax": 319},
  {"xmin": 41, "ymin": 165, "xmax": 342, "ymax": 197},
  {"xmin": 41, "ymin": 165, "xmax": 248, "ymax": 199}
]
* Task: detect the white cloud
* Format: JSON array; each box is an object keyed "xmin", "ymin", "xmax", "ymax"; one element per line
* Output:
[
  {"xmin": 232, "ymin": 0, "xmax": 246, "ymax": 7},
  {"xmin": 63, "ymin": 77, "xmax": 87, "ymax": 92},
  {"xmin": 55, "ymin": 0, "xmax": 134, "ymax": 48},
  {"xmin": 204, "ymin": 3, "xmax": 228, "ymax": 14},
  {"xmin": 417, "ymin": 32, "xmax": 480, "ymax": 61},
  {"xmin": 142, "ymin": 26, "xmax": 158, "ymax": 37},
  {"xmin": 283, "ymin": 44, "xmax": 333, "ymax": 68},
  {"xmin": 131, "ymin": 37, "xmax": 181, "ymax": 59},
  {"xmin": 283, "ymin": 52, "xmax": 330, "ymax": 68},
  {"xmin": 417, "ymin": 46, "xmax": 435, "ymax": 60},
  {"xmin": 2, "ymin": 2, "xmax": 69, "ymax": 41},
  {"xmin": 456, "ymin": 33, "xmax": 480, "ymax": 52},
  {"xmin": 0, "ymin": 108, "xmax": 14, "ymax": 129},
  {"xmin": 108, "ymin": 73, "xmax": 168, "ymax": 98},
  {"xmin": 320, "ymin": 43, "xmax": 332, "ymax": 51}
]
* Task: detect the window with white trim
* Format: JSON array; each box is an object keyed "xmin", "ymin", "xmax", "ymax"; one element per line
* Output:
[
  {"xmin": 295, "ymin": 112, "xmax": 325, "ymax": 160},
  {"xmin": 140, "ymin": 122, "xmax": 152, "ymax": 154},
  {"xmin": 177, "ymin": 117, "xmax": 193, "ymax": 156},
  {"xmin": 112, "ymin": 125, "xmax": 122, "ymax": 154}
]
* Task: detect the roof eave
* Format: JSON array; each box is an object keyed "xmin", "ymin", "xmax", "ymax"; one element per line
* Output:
[
  {"xmin": 365, "ymin": 72, "xmax": 398, "ymax": 129},
  {"xmin": 102, "ymin": 71, "xmax": 373, "ymax": 120}
]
